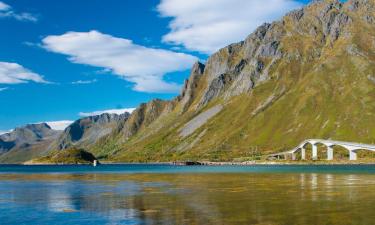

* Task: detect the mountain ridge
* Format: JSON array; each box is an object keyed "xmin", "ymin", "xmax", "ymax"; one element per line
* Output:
[
  {"xmin": 97, "ymin": 0, "xmax": 375, "ymax": 162},
  {"xmin": 2, "ymin": 0, "xmax": 375, "ymax": 163},
  {"xmin": 0, "ymin": 123, "xmax": 61, "ymax": 163}
]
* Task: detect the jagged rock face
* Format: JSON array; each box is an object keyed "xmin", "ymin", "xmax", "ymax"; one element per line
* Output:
[
  {"xmin": 194, "ymin": 0, "xmax": 362, "ymax": 108},
  {"xmin": 56, "ymin": 113, "xmax": 130, "ymax": 150},
  {"xmin": 178, "ymin": 62, "xmax": 205, "ymax": 112},
  {"xmin": 120, "ymin": 99, "xmax": 172, "ymax": 139},
  {"xmin": 0, "ymin": 123, "xmax": 61, "ymax": 163}
]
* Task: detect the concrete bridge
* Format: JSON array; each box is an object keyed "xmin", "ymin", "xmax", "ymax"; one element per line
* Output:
[{"xmin": 268, "ymin": 139, "xmax": 375, "ymax": 161}]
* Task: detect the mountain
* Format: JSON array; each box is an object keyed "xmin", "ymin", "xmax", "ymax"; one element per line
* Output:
[
  {"xmin": 90, "ymin": 0, "xmax": 375, "ymax": 162},
  {"xmin": 52, "ymin": 113, "xmax": 130, "ymax": 152},
  {"xmin": 2, "ymin": 0, "xmax": 375, "ymax": 163},
  {"xmin": 0, "ymin": 123, "xmax": 61, "ymax": 163}
]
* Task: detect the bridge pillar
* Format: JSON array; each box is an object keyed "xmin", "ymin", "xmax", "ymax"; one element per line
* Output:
[
  {"xmin": 312, "ymin": 145, "xmax": 318, "ymax": 160},
  {"xmin": 349, "ymin": 150, "xmax": 357, "ymax": 161},
  {"xmin": 301, "ymin": 148, "xmax": 306, "ymax": 160},
  {"xmin": 327, "ymin": 147, "xmax": 333, "ymax": 160},
  {"xmin": 292, "ymin": 153, "xmax": 296, "ymax": 161}
]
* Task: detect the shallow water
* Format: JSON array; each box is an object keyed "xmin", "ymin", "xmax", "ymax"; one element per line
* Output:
[{"xmin": 0, "ymin": 165, "xmax": 374, "ymax": 224}]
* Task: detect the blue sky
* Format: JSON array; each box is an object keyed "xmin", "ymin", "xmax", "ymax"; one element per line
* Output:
[{"xmin": 0, "ymin": 0, "xmax": 311, "ymax": 132}]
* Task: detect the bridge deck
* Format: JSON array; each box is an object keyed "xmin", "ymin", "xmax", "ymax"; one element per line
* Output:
[{"xmin": 268, "ymin": 139, "xmax": 375, "ymax": 160}]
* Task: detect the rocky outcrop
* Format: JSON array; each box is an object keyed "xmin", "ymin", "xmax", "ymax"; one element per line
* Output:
[{"xmin": 195, "ymin": 21, "xmax": 283, "ymax": 107}]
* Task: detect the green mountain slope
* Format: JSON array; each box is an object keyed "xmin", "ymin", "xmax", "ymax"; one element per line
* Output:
[{"xmin": 90, "ymin": 0, "xmax": 375, "ymax": 162}]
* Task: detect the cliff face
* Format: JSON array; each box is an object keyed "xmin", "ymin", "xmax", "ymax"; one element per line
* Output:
[
  {"xmin": 98, "ymin": 0, "xmax": 375, "ymax": 162},
  {"xmin": 0, "ymin": 123, "xmax": 61, "ymax": 163},
  {"xmin": 189, "ymin": 0, "xmax": 358, "ymax": 109},
  {"xmin": 177, "ymin": 62, "xmax": 206, "ymax": 112}
]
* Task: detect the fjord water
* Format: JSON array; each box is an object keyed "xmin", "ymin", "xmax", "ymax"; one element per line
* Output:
[{"xmin": 0, "ymin": 165, "xmax": 375, "ymax": 224}]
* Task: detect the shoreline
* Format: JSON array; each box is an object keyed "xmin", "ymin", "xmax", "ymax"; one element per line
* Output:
[{"xmin": 3, "ymin": 160, "xmax": 374, "ymax": 166}]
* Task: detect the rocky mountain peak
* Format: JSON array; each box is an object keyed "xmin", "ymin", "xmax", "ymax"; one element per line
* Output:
[
  {"xmin": 0, "ymin": 123, "xmax": 61, "ymax": 157},
  {"xmin": 186, "ymin": 0, "xmax": 371, "ymax": 109},
  {"xmin": 178, "ymin": 61, "xmax": 206, "ymax": 112},
  {"xmin": 3, "ymin": 123, "xmax": 56, "ymax": 143}
]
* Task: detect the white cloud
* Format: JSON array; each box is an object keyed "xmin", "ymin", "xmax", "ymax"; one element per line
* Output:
[
  {"xmin": 0, "ymin": 62, "xmax": 49, "ymax": 84},
  {"xmin": 0, "ymin": 129, "xmax": 11, "ymax": 135},
  {"xmin": 71, "ymin": 79, "xmax": 97, "ymax": 85},
  {"xmin": 158, "ymin": 0, "xmax": 303, "ymax": 54},
  {"xmin": 0, "ymin": 1, "xmax": 38, "ymax": 22},
  {"xmin": 42, "ymin": 30, "xmax": 198, "ymax": 93},
  {"xmin": 0, "ymin": 87, "xmax": 8, "ymax": 92},
  {"xmin": 79, "ymin": 108, "xmax": 136, "ymax": 117},
  {"xmin": 45, "ymin": 121, "xmax": 74, "ymax": 130},
  {"xmin": 0, "ymin": 1, "xmax": 10, "ymax": 11}
]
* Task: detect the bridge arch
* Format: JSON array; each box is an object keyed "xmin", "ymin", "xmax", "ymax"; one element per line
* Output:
[{"xmin": 285, "ymin": 139, "xmax": 375, "ymax": 161}]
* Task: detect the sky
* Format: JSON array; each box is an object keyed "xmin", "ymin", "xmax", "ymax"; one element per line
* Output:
[{"xmin": 0, "ymin": 0, "xmax": 311, "ymax": 133}]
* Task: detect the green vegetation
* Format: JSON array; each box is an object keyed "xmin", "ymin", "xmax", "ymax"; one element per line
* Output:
[{"xmin": 29, "ymin": 148, "xmax": 97, "ymax": 164}]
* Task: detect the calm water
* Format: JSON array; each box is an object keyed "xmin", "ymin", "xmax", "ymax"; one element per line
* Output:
[{"xmin": 0, "ymin": 165, "xmax": 374, "ymax": 225}]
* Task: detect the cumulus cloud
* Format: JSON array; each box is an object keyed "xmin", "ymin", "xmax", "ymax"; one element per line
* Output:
[
  {"xmin": 0, "ymin": 1, "xmax": 38, "ymax": 22},
  {"xmin": 158, "ymin": 0, "xmax": 303, "ymax": 54},
  {"xmin": 79, "ymin": 108, "xmax": 136, "ymax": 117},
  {"xmin": 42, "ymin": 30, "xmax": 197, "ymax": 93},
  {"xmin": 71, "ymin": 79, "xmax": 97, "ymax": 85},
  {"xmin": 45, "ymin": 120, "xmax": 74, "ymax": 130},
  {"xmin": 0, "ymin": 62, "xmax": 48, "ymax": 84}
]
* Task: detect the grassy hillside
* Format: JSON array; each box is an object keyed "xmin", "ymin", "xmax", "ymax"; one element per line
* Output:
[
  {"xmin": 28, "ymin": 148, "xmax": 97, "ymax": 164},
  {"xmin": 87, "ymin": 0, "xmax": 375, "ymax": 162}
]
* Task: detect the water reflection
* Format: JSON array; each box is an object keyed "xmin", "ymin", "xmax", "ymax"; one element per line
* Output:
[{"xmin": 0, "ymin": 173, "xmax": 374, "ymax": 224}]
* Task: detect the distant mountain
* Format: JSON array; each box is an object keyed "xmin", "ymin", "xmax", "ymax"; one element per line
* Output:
[
  {"xmin": 0, "ymin": 123, "xmax": 61, "ymax": 163},
  {"xmin": 52, "ymin": 113, "xmax": 131, "ymax": 152}
]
